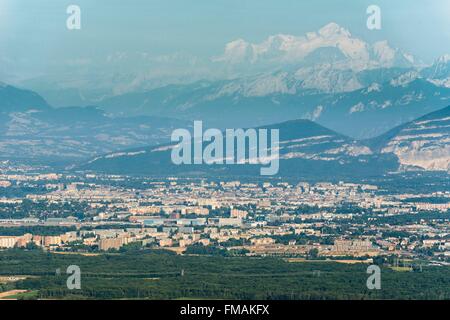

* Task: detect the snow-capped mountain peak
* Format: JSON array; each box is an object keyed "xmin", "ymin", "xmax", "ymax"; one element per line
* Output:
[
  {"xmin": 213, "ymin": 22, "xmax": 414, "ymax": 71},
  {"xmin": 436, "ymin": 54, "xmax": 450, "ymax": 64},
  {"xmin": 318, "ymin": 22, "xmax": 351, "ymax": 38}
]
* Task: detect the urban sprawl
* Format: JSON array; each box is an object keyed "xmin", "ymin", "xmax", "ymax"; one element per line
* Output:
[{"xmin": 1, "ymin": 164, "xmax": 449, "ymax": 265}]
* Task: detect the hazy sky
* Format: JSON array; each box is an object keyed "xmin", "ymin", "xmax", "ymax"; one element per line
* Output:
[{"xmin": 1, "ymin": 0, "xmax": 449, "ymax": 81}]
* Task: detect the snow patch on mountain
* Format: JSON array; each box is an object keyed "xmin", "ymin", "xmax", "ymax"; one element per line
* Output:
[
  {"xmin": 325, "ymin": 144, "xmax": 373, "ymax": 156},
  {"xmin": 104, "ymin": 150, "xmax": 147, "ymax": 159},
  {"xmin": 428, "ymin": 78, "xmax": 450, "ymax": 88},
  {"xmin": 364, "ymin": 83, "xmax": 382, "ymax": 93},
  {"xmin": 390, "ymin": 71, "xmax": 420, "ymax": 87},
  {"xmin": 349, "ymin": 102, "xmax": 365, "ymax": 114}
]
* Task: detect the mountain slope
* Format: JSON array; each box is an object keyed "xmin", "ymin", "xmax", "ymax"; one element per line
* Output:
[
  {"xmin": 367, "ymin": 105, "xmax": 450, "ymax": 171},
  {"xmin": 421, "ymin": 55, "xmax": 450, "ymax": 88},
  {"xmin": 99, "ymin": 77, "xmax": 450, "ymax": 139},
  {"xmin": 0, "ymin": 84, "xmax": 188, "ymax": 160},
  {"xmin": 0, "ymin": 83, "xmax": 51, "ymax": 113},
  {"xmin": 78, "ymin": 105, "xmax": 450, "ymax": 177},
  {"xmin": 79, "ymin": 119, "xmax": 398, "ymax": 179}
]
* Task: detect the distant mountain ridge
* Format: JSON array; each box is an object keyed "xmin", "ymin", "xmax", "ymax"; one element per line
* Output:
[
  {"xmin": 0, "ymin": 84, "xmax": 188, "ymax": 160},
  {"xmin": 98, "ymin": 76, "xmax": 450, "ymax": 139},
  {"xmin": 80, "ymin": 105, "xmax": 450, "ymax": 178},
  {"xmin": 79, "ymin": 118, "xmax": 398, "ymax": 179},
  {"xmin": 11, "ymin": 23, "xmax": 449, "ymax": 141},
  {"xmin": 2, "ymin": 19, "xmax": 450, "ymax": 161},
  {"xmin": 2, "ymin": 80, "xmax": 448, "ymax": 177},
  {"xmin": 16, "ymin": 22, "xmax": 433, "ymax": 107},
  {"xmin": 213, "ymin": 23, "xmax": 416, "ymax": 72},
  {"xmin": 87, "ymin": 24, "xmax": 449, "ymax": 140}
]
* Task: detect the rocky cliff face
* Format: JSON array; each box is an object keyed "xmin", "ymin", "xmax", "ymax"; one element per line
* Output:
[{"xmin": 370, "ymin": 106, "xmax": 450, "ymax": 171}]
